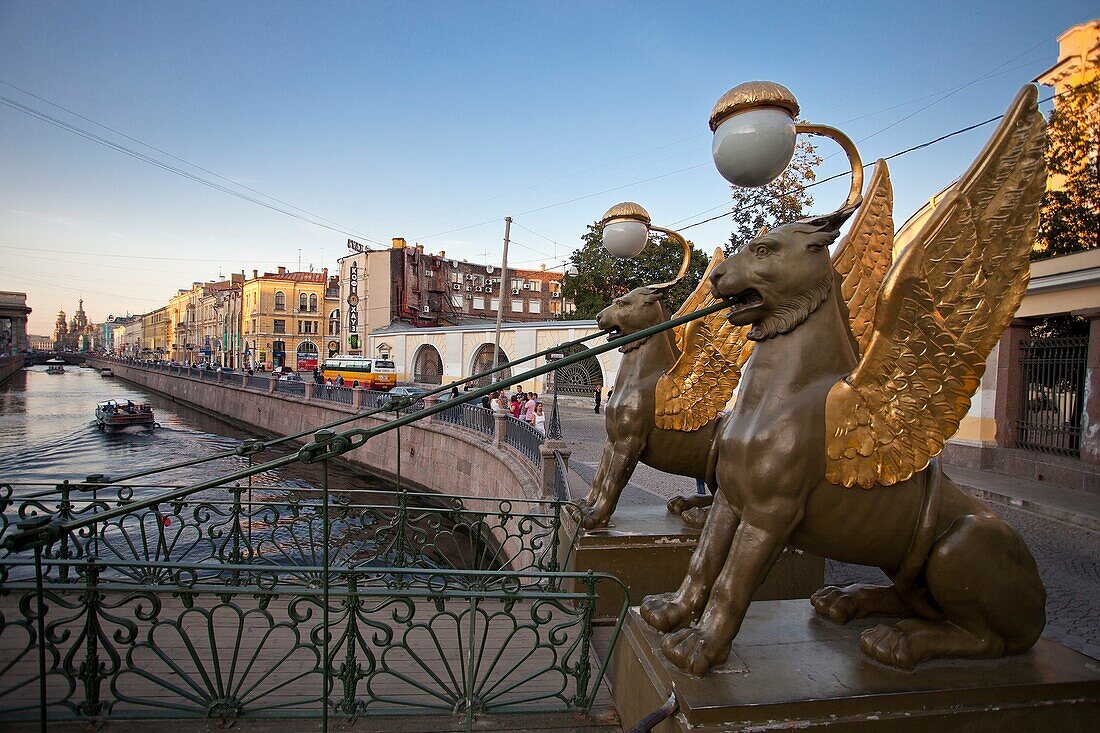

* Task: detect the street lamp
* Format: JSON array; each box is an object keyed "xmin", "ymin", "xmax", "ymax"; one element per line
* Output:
[
  {"xmin": 598, "ymin": 202, "xmax": 693, "ymax": 287},
  {"xmin": 709, "ymin": 80, "xmax": 863, "ymax": 214}
]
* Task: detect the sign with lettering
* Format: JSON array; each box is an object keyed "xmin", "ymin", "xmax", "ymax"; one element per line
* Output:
[
  {"xmin": 347, "ymin": 239, "xmax": 368, "ymax": 254},
  {"xmin": 347, "ymin": 261, "xmax": 360, "ymax": 334}
]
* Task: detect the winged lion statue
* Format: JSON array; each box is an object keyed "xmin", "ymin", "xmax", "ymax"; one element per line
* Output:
[{"xmin": 638, "ymin": 85, "xmax": 1048, "ymax": 674}]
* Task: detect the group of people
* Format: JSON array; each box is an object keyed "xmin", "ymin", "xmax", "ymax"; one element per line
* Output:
[{"xmin": 481, "ymin": 388, "xmax": 545, "ymax": 433}]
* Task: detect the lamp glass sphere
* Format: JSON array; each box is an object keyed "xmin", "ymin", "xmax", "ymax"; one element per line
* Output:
[
  {"xmin": 712, "ymin": 107, "xmax": 797, "ymax": 187},
  {"xmin": 602, "ymin": 219, "xmax": 649, "ymax": 258}
]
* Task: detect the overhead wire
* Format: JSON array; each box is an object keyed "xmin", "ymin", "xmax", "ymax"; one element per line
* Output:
[{"xmin": 0, "ymin": 94, "xmax": 389, "ymax": 247}]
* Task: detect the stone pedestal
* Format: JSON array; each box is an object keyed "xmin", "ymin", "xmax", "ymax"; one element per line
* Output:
[
  {"xmin": 561, "ymin": 505, "xmax": 823, "ymax": 621},
  {"xmin": 612, "ymin": 601, "xmax": 1100, "ymax": 732}
]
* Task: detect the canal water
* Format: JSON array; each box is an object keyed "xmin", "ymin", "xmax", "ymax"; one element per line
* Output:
[{"xmin": 0, "ymin": 364, "xmax": 388, "ymax": 494}]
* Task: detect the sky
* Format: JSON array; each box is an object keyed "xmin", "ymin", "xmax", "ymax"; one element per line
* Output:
[{"xmin": 1, "ymin": 0, "xmax": 1094, "ymax": 335}]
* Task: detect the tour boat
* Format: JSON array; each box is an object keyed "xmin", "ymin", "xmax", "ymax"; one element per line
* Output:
[
  {"xmin": 45, "ymin": 358, "xmax": 66, "ymax": 374},
  {"xmin": 100, "ymin": 368, "xmax": 114, "ymax": 376},
  {"xmin": 95, "ymin": 400, "xmax": 155, "ymax": 430}
]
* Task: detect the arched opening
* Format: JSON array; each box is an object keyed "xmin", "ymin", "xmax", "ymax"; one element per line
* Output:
[
  {"xmin": 299, "ymin": 293, "xmax": 309, "ymax": 311},
  {"xmin": 274, "ymin": 291, "xmax": 286, "ymax": 311},
  {"xmin": 309, "ymin": 293, "xmax": 318, "ymax": 312},
  {"xmin": 296, "ymin": 340, "xmax": 318, "ymax": 371},
  {"xmin": 470, "ymin": 343, "xmax": 510, "ymax": 388},
  {"xmin": 549, "ymin": 342, "xmax": 604, "ymax": 396},
  {"xmin": 413, "ymin": 344, "xmax": 444, "ymax": 385}
]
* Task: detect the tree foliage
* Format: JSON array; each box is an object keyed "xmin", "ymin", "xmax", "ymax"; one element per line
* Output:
[
  {"xmin": 726, "ymin": 138, "xmax": 821, "ymax": 254},
  {"xmin": 560, "ymin": 225, "xmax": 710, "ymax": 320},
  {"xmin": 1032, "ymin": 79, "xmax": 1099, "ymax": 260}
]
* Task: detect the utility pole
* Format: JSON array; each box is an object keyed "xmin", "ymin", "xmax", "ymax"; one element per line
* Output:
[{"xmin": 492, "ymin": 217, "xmax": 512, "ymax": 376}]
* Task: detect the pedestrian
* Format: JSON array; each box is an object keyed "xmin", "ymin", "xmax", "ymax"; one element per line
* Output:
[
  {"xmin": 523, "ymin": 392, "xmax": 537, "ymax": 424},
  {"xmin": 510, "ymin": 394, "xmax": 522, "ymax": 418},
  {"xmin": 533, "ymin": 402, "xmax": 545, "ymax": 433},
  {"xmin": 450, "ymin": 385, "xmax": 459, "ymax": 400},
  {"xmin": 480, "ymin": 391, "xmax": 491, "ymax": 409},
  {"xmin": 594, "ymin": 387, "xmax": 602, "ymax": 414},
  {"xmin": 695, "ymin": 478, "xmax": 708, "ymax": 495}
]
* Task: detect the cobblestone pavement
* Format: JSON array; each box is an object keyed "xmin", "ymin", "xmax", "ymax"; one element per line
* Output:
[{"xmin": 556, "ymin": 404, "xmax": 1100, "ymax": 660}]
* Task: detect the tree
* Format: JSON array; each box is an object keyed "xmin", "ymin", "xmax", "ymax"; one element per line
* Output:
[
  {"xmin": 726, "ymin": 138, "xmax": 821, "ymax": 254},
  {"xmin": 560, "ymin": 225, "xmax": 710, "ymax": 320},
  {"xmin": 1032, "ymin": 79, "xmax": 1099, "ymax": 260}
]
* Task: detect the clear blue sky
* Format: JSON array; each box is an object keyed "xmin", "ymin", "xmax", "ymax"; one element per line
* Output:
[{"xmin": 1, "ymin": 0, "xmax": 1093, "ymax": 334}]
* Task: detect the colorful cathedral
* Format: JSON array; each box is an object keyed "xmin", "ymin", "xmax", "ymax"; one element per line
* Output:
[{"xmin": 52, "ymin": 299, "xmax": 97, "ymax": 352}]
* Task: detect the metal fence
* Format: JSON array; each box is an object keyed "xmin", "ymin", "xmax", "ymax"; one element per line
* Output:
[
  {"xmin": 1016, "ymin": 335, "xmax": 1088, "ymax": 457},
  {"xmin": 312, "ymin": 384, "xmax": 354, "ymax": 405},
  {"xmin": 505, "ymin": 416, "xmax": 544, "ymax": 468},
  {"xmin": 275, "ymin": 377, "xmax": 307, "ymax": 396},
  {"xmin": 436, "ymin": 403, "xmax": 495, "ymax": 436},
  {"xmin": 0, "ymin": 481, "xmax": 620, "ymax": 730}
]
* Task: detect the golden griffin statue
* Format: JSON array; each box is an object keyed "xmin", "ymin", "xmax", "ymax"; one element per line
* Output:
[{"xmin": 592, "ymin": 85, "xmax": 1050, "ymax": 673}]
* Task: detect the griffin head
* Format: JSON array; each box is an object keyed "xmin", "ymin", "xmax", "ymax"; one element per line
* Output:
[
  {"xmin": 711, "ymin": 207, "xmax": 856, "ymax": 341},
  {"xmin": 596, "ymin": 282, "xmax": 676, "ymax": 351}
]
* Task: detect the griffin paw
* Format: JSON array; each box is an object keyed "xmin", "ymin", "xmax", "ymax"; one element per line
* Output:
[
  {"xmin": 580, "ymin": 504, "xmax": 612, "ymax": 530},
  {"xmin": 811, "ymin": 585, "xmax": 860, "ymax": 624},
  {"xmin": 859, "ymin": 624, "xmax": 918, "ymax": 670},
  {"xmin": 661, "ymin": 626, "xmax": 730, "ymax": 676},
  {"xmin": 680, "ymin": 507, "xmax": 709, "ymax": 528},
  {"xmin": 639, "ymin": 593, "xmax": 693, "ymax": 632}
]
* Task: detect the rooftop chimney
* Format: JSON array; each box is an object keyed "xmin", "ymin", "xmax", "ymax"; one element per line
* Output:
[
  {"xmin": 438, "ymin": 250, "xmax": 445, "ymax": 258},
  {"xmin": 392, "ymin": 237, "xmax": 406, "ymax": 250},
  {"xmin": 252, "ymin": 270, "xmax": 258, "ymax": 279},
  {"xmin": 415, "ymin": 243, "xmax": 424, "ymax": 254},
  {"xmin": 277, "ymin": 266, "xmax": 287, "ymax": 276}
]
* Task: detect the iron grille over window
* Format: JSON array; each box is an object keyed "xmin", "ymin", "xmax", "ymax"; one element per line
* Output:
[{"xmin": 1015, "ymin": 335, "xmax": 1088, "ymax": 457}]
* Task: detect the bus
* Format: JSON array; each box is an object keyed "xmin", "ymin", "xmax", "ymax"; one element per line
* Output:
[{"xmin": 321, "ymin": 356, "xmax": 397, "ymax": 390}]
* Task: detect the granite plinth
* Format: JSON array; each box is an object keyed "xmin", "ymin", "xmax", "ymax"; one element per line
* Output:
[
  {"xmin": 561, "ymin": 505, "xmax": 823, "ymax": 621},
  {"xmin": 612, "ymin": 600, "xmax": 1100, "ymax": 732}
]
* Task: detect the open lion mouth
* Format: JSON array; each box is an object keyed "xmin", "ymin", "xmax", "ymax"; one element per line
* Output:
[
  {"xmin": 725, "ymin": 288, "xmax": 764, "ymax": 318},
  {"xmin": 605, "ymin": 326, "xmax": 623, "ymax": 341}
]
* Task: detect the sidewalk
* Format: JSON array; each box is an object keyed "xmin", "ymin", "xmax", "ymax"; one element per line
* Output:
[
  {"xmin": 944, "ymin": 464, "xmax": 1100, "ymax": 533},
  {"xmin": 555, "ymin": 404, "xmax": 1100, "ymax": 532}
]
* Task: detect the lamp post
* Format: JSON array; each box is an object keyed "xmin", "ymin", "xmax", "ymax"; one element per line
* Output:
[{"xmin": 597, "ymin": 81, "xmax": 864, "ymax": 267}]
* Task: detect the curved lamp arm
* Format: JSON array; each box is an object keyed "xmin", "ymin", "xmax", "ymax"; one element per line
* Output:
[
  {"xmin": 795, "ymin": 123, "xmax": 864, "ymax": 213},
  {"xmin": 650, "ymin": 225, "xmax": 693, "ymax": 287}
]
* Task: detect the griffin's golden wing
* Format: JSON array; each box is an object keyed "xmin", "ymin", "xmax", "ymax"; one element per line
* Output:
[
  {"xmin": 830, "ymin": 159, "xmax": 894, "ymax": 357},
  {"xmin": 668, "ymin": 248, "xmax": 726, "ymax": 352},
  {"xmin": 825, "ymin": 85, "xmax": 1046, "ymax": 488},
  {"xmin": 656, "ymin": 248, "xmax": 752, "ymax": 431}
]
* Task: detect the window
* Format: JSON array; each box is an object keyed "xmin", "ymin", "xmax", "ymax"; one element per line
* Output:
[
  {"xmin": 328, "ymin": 320, "xmax": 339, "ymax": 335},
  {"xmin": 511, "ymin": 300, "xmax": 523, "ymax": 312},
  {"xmin": 451, "ymin": 294, "xmax": 464, "ymax": 308},
  {"xmin": 299, "ymin": 293, "xmax": 308, "ymax": 311},
  {"xmin": 550, "ymin": 300, "xmax": 562, "ymax": 315},
  {"xmin": 511, "ymin": 278, "xmax": 522, "ymax": 290},
  {"xmin": 274, "ymin": 291, "xmax": 286, "ymax": 311},
  {"xmin": 450, "ymin": 271, "xmax": 462, "ymax": 284},
  {"xmin": 298, "ymin": 321, "xmax": 317, "ymax": 334},
  {"xmin": 528, "ymin": 300, "xmax": 541, "ymax": 314},
  {"xmin": 490, "ymin": 298, "xmax": 500, "ymax": 311},
  {"xmin": 309, "ymin": 293, "xmax": 318, "ymax": 312},
  {"xmin": 273, "ymin": 319, "xmax": 286, "ymax": 334},
  {"xmin": 529, "ymin": 280, "xmax": 541, "ymax": 292},
  {"xmin": 472, "ymin": 297, "xmax": 485, "ymax": 310}
]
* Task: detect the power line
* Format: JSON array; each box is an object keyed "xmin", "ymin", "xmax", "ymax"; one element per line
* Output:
[
  {"xmin": 0, "ymin": 93, "xmax": 389, "ymax": 246},
  {"xmin": 0, "ymin": 243, "xmax": 289, "ymax": 263}
]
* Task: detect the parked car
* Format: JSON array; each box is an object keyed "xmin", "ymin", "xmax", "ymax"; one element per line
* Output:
[
  {"xmin": 278, "ymin": 373, "xmax": 304, "ymax": 382},
  {"xmin": 389, "ymin": 386, "xmax": 428, "ymax": 398},
  {"xmin": 271, "ymin": 366, "xmax": 295, "ymax": 376}
]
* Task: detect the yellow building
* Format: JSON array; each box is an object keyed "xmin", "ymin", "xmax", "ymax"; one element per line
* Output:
[
  {"xmin": 242, "ymin": 267, "xmax": 328, "ymax": 371},
  {"xmin": 1035, "ymin": 20, "xmax": 1099, "ymax": 191},
  {"xmin": 141, "ymin": 307, "xmax": 169, "ymax": 357}
]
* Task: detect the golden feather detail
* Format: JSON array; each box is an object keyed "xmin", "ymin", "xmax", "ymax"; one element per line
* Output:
[
  {"xmin": 825, "ymin": 85, "xmax": 1047, "ymax": 488},
  {"xmin": 656, "ymin": 249, "xmax": 752, "ymax": 432}
]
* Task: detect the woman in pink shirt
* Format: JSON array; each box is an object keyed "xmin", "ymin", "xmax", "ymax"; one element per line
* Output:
[{"xmin": 523, "ymin": 393, "xmax": 537, "ymax": 424}]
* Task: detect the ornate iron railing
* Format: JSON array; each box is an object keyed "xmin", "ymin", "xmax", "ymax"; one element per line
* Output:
[
  {"xmin": 436, "ymin": 403, "xmax": 495, "ymax": 436},
  {"xmin": 3, "ymin": 298, "xmax": 732, "ymax": 731},
  {"xmin": 505, "ymin": 416, "xmax": 544, "ymax": 468}
]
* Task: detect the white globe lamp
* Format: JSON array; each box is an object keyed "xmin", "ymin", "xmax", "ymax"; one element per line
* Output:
[
  {"xmin": 709, "ymin": 81, "xmax": 800, "ymax": 188},
  {"xmin": 599, "ymin": 202, "xmax": 652, "ymax": 259}
]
